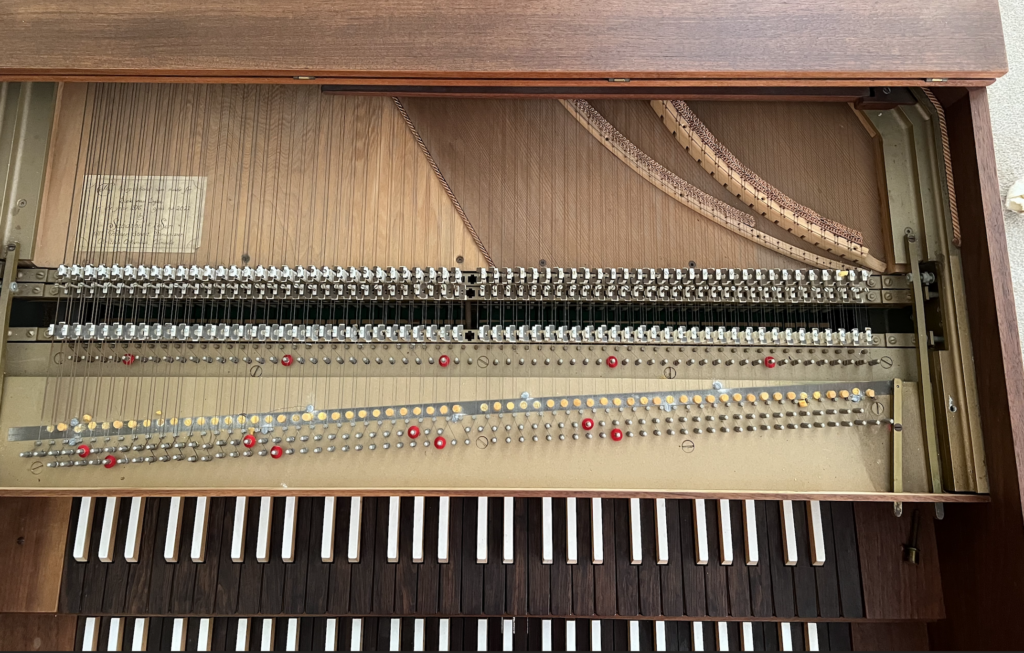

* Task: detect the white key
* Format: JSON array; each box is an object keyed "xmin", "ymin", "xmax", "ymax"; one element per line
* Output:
[
  {"xmin": 322, "ymin": 497, "xmax": 336, "ymax": 562},
  {"xmin": 438, "ymin": 497, "xmax": 450, "ymax": 563},
  {"xmin": 502, "ymin": 618, "xmax": 514, "ymax": 651},
  {"xmin": 389, "ymin": 618, "xmax": 401, "ymax": 651},
  {"xmin": 350, "ymin": 618, "xmax": 363, "ymax": 652},
  {"xmin": 130, "ymin": 618, "xmax": 148, "ymax": 652},
  {"xmin": 741, "ymin": 622, "xmax": 754, "ymax": 651},
  {"xmin": 73, "ymin": 497, "xmax": 95, "ymax": 562},
  {"xmin": 566, "ymin": 498, "xmax": 578, "ymax": 565},
  {"xmin": 743, "ymin": 500, "xmax": 759, "ymax": 565},
  {"xmin": 413, "ymin": 619, "xmax": 425, "ymax": 652},
  {"xmin": 231, "ymin": 498, "xmax": 248, "ymax": 563},
  {"xmin": 477, "ymin": 618, "xmax": 488, "ymax": 651},
  {"xmin": 628, "ymin": 498, "xmax": 642, "ymax": 565},
  {"xmin": 107, "ymin": 617, "xmax": 125, "ymax": 651},
  {"xmin": 282, "ymin": 497, "xmax": 298, "ymax": 563},
  {"xmin": 591, "ymin": 621, "xmax": 601, "ymax": 652},
  {"xmin": 477, "ymin": 497, "xmax": 488, "ymax": 564},
  {"xmin": 99, "ymin": 497, "xmax": 120, "ymax": 563},
  {"xmin": 654, "ymin": 621, "xmax": 666, "ymax": 651},
  {"xmin": 125, "ymin": 498, "xmax": 146, "ymax": 563},
  {"xmin": 387, "ymin": 496, "xmax": 401, "ymax": 563},
  {"xmin": 348, "ymin": 497, "xmax": 362, "ymax": 563},
  {"xmin": 808, "ymin": 501, "xmax": 826, "ymax": 566},
  {"xmin": 542, "ymin": 619, "xmax": 552, "ymax": 651},
  {"xmin": 438, "ymin": 618, "xmax": 450, "ymax": 651},
  {"xmin": 716, "ymin": 622, "xmax": 729, "ymax": 651},
  {"xmin": 198, "ymin": 618, "xmax": 213, "ymax": 652},
  {"xmin": 165, "ymin": 497, "xmax": 184, "ymax": 563},
  {"xmin": 286, "ymin": 618, "xmax": 299, "ymax": 652},
  {"xmin": 719, "ymin": 500, "xmax": 734, "ymax": 566},
  {"xmin": 781, "ymin": 500, "xmax": 798, "ymax": 565},
  {"xmin": 192, "ymin": 497, "xmax": 210, "ymax": 563},
  {"xmin": 82, "ymin": 617, "xmax": 99, "ymax": 651},
  {"xmin": 778, "ymin": 623, "xmax": 793, "ymax": 651},
  {"xmin": 259, "ymin": 618, "xmax": 274, "ymax": 651},
  {"xmin": 692, "ymin": 622, "xmax": 705, "ymax": 652},
  {"xmin": 235, "ymin": 618, "xmax": 251, "ymax": 652},
  {"xmin": 542, "ymin": 497, "xmax": 553, "ymax": 564},
  {"xmin": 324, "ymin": 619, "xmax": 338, "ymax": 652},
  {"xmin": 170, "ymin": 618, "xmax": 186, "ymax": 652},
  {"xmin": 655, "ymin": 499, "xmax": 668, "ymax": 565},
  {"xmin": 628, "ymin": 620, "xmax": 640, "ymax": 651},
  {"xmin": 566, "ymin": 620, "xmax": 576, "ymax": 652},
  {"xmin": 592, "ymin": 498, "xmax": 604, "ymax": 564},
  {"xmin": 503, "ymin": 497, "xmax": 514, "ymax": 564},
  {"xmin": 256, "ymin": 497, "xmax": 273, "ymax": 563},
  {"xmin": 694, "ymin": 500, "xmax": 709, "ymax": 565},
  {"xmin": 805, "ymin": 623, "xmax": 820, "ymax": 651},
  {"xmin": 412, "ymin": 497, "xmax": 425, "ymax": 563}
]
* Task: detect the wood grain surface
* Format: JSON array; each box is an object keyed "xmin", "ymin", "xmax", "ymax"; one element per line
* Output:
[
  {"xmin": 0, "ymin": 614, "xmax": 77, "ymax": 652},
  {"xmin": 0, "ymin": 1, "xmax": 1007, "ymax": 82},
  {"xmin": 0, "ymin": 498, "xmax": 72, "ymax": 612}
]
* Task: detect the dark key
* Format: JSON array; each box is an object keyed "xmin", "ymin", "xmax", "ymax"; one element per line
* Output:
[
  {"xmin": 830, "ymin": 502, "xmax": 864, "ymax": 618},
  {"xmin": 677, "ymin": 500, "xmax": 706, "ymax": 617},
  {"xmin": 660, "ymin": 499, "xmax": 685, "ymax": 617},
  {"xmin": 361, "ymin": 617, "xmax": 378, "ymax": 652},
  {"xmin": 512, "ymin": 615, "xmax": 528, "ymax": 651},
  {"xmin": 282, "ymin": 497, "xmax": 314, "ymax": 614},
  {"xmin": 747, "ymin": 501, "xmax": 774, "ymax": 618},
  {"xmin": 416, "ymin": 497, "xmax": 441, "ymax": 614},
  {"xmin": 528, "ymin": 498, "xmax": 550, "ymax": 615},
  {"xmin": 572, "ymin": 499, "xmax": 595, "ymax": 616},
  {"xmin": 461, "ymin": 497, "xmax": 484, "ymax": 615},
  {"xmin": 553, "ymin": 619, "xmax": 567, "ymax": 652},
  {"xmin": 376, "ymin": 616, "xmax": 392, "ymax": 651},
  {"xmin": 169, "ymin": 497, "xmax": 199, "ymax": 614},
  {"xmin": 447, "ymin": 617, "xmax": 463, "ymax": 652},
  {"xmin": 613, "ymin": 499, "xmax": 639, "ymax": 616},
  {"xmin": 100, "ymin": 500, "xmax": 134, "ymax": 613},
  {"xmin": 637, "ymin": 499, "xmax": 661, "ymax": 616},
  {"xmin": 123, "ymin": 500, "xmax": 161, "ymax": 614},
  {"xmin": 78, "ymin": 499, "xmax": 109, "ymax": 614},
  {"xmin": 192, "ymin": 498, "xmax": 226, "ymax": 614},
  {"xmin": 259, "ymin": 498, "xmax": 288, "ymax": 614},
  {"xmin": 763, "ymin": 620, "xmax": 780, "ymax": 651},
  {"xmin": 505, "ymin": 498, "xmax": 528, "ymax": 615},
  {"xmin": 527, "ymin": 617, "xmax": 542, "ymax": 651},
  {"xmin": 185, "ymin": 616, "xmax": 200, "ymax": 651},
  {"xmin": 213, "ymin": 498, "xmax": 242, "ymax": 614},
  {"xmin": 483, "ymin": 497, "xmax": 506, "ymax": 614},
  {"xmin": 438, "ymin": 497, "xmax": 463, "ymax": 614},
  {"xmin": 236, "ymin": 497, "xmax": 265, "ymax": 614},
  {"xmin": 703, "ymin": 500, "xmax": 728, "ymax": 618},
  {"xmin": 395, "ymin": 497, "xmax": 419, "ymax": 613},
  {"xmin": 639, "ymin": 619, "xmax": 654, "ymax": 651},
  {"xmin": 487, "ymin": 617, "xmax": 503, "ymax": 652},
  {"xmin": 304, "ymin": 498, "xmax": 330, "ymax": 614},
  {"xmin": 726, "ymin": 500, "xmax": 752, "ymax": 617},
  {"xmin": 765, "ymin": 501, "xmax": 796, "ymax": 618},
  {"xmin": 814, "ymin": 502, "xmax": 842, "ymax": 618},
  {"xmin": 59, "ymin": 498, "xmax": 87, "ymax": 613},
  {"xmin": 550, "ymin": 498, "xmax": 573, "ymax": 616},
  {"xmin": 791, "ymin": 502, "xmax": 819, "ymax": 617},
  {"xmin": 212, "ymin": 616, "xmax": 229, "ymax": 651},
  {"xmin": 326, "ymin": 498, "xmax": 354, "ymax": 614},
  {"xmin": 828, "ymin": 622, "xmax": 853, "ymax": 652},
  {"xmin": 373, "ymin": 498, "xmax": 397, "ymax": 614},
  {"xmin": 349, "ymin": 497, "xmax": 378, "ymax": 614}
]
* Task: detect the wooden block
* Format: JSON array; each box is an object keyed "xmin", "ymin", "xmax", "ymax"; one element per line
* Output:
[{"xmin": 0, "ymin": 498, "xmax": 72, "ymax": 612}]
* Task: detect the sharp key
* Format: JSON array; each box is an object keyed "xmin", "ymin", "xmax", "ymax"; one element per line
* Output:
[
  {"xmin": 502, "ymin": 618, "xmax": 514, "ymax": 651},
  {"xmin": 389, "ymin": 618, "xmax": 401, "ymax": 652},
  {"xmin": 477, "ymin": 618, "xmax": 488, "ymax": 652},
  {"xmin": 804, "ymin": 623, "xmax": 821, "ymax": 651},
  {"xmin": 719, "ymin": 500, "xmax": 734, "ymax": 565},
  {"xmin": 164, "ymin": 497, "xmax": 184, "ymax": 563},
  {"xmin": 259, "ymin": 618, "xmax": 274, "ymax": 651},
  {"xmin": 322, "ymin": 497, "xmax": 337, "ymax": 562},
  {"xmin": 716, "ymin": 622, "xmax": 730, "ymax": 651},
  {"xmin": 170, "ymin": 617, "xmax": 186, "ymax": 652},
  {"xmin": 629, "ymin": 621, "xmax": 640, "ymax": 651},
  {"xmin": 191, "ymin": 497, "xmax": 210, "ymax": 563},
  {"xmin": 387, "ymin": 496, "xmax": 401, "ymax": 563},
  {"xmin": 130, "ymin": 618, "xmax": 148, "ymax": 652},
  {"xmin": 284, "ymin": 619, "xmax": 299, "ymax": 651},
  {"xmin": 542, "ymin": 619, "xmax": 553, "ymax": 651},
  {"xmin": 107, "ymin": 617, "xmax": 125, "ymax": 651},
  {"xmin": 542, "ymin": 497, "xmax": 554, "ymax": 564},
  {"xmin": 412, "ymin": 496, "xmax": 425, "ymax": 563},
  {"xmin": 694, "ymin": 499, "xmax": 710, "ymax": 565},
  {"xmin": 808, "ymin": 500, "xmax": 826, "ymax": 566},
  {"xmin": 741, "ymin": 623, "xmax": 754, "ymax": 651},
  {"xmin": 231, "ymin": 497, "xmax": 248, "ymax": 563},
  {"xmin": 566, "ymin": 620, "xmax": 576, "ymax": 651},
  {"xmin": 197, "ymin": 618, "xmax": 213, "ymax": 652},
  {"xmin": 348, "ymin": 497, "xmax": 363, "ymax": 563},
  {"xmin": 692, "ymin": 622, "xmax": 705, "ymax": 652},
  {"xmin": 73, "ymin": 497, "xmax": 96, "ymax": 562},
  {"xmin": 350, "ymin": 618, "xmax": 363, "ymax": 651},
  {"xmin": 592, "ymin": 498, "xmax": 605, "ymax": 564},
  {"xmin": 324, "ymin": 619, "xmax": 338, "ymax": 652},
  {"xmin": 124, "ymin": 498, "xmax": 146, "ymax": 563},
  {"xmin": 256, "ymin": 497, "xmax": 273, "ymax": 563},
  {"xmin": 503, "ymin": 496, "xmax": 514, "ymax": 564},
  {"xmin": 82, "ymin": 617, "xmax": 99, "ymax": 651},
  {"xmin": 413, "ymin": 619, "xmax": 425, "ymax": 652},
  {"xmin": 438, "ymin": 618, "xmax": 450, "ymax": 652},
  {"xmin": 438, "ymin": 496, "xmax": 451, "ymax": 563},
  {"xmin": 278, "ymin": 497, "xmax": 297, "ymax": 563},
  {"xmin": 476, "ymin": 496, "xmax": 488, "ymax": 564},
  {"xmin": 629, "ymin": 497, "xmax": 642, "ymax": 565},
  {"xmin": 655, "ymin": 498, "xmax": 668, "ymax": 565},
  {"xmin": 743, "ymin": 500, "xmax": 759, "ymax": 565},
  {"xmin": 654, "ymin": 621, "xmax": 666, "ymax": 651},
  {"xmin": 98, "ymin": 497, "xmax": 120, "ymax": 563},
  {"xmin": 781, "ymin": 500, "xmax": 798, "ymax": 565},
  {"xmin": 779, "ymin": 623, "xmax": 794, "ymax": 651},
  {"xmin": 566, "ymin": 497, "xmax": 578, "ymax": 565},
  {"xmin": 235, "ymin": 618, "xmax": 251, "ymax": 652},
  {"xmin": 591, "ymin": 621, "xmax": 602, "ymax": 652}
]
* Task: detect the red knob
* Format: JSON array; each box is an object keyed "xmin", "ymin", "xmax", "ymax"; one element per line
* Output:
[
  {"xmin": 122, "ymin": 354, "xmax": 136, "ymax": 365},
  {"xmin": 582, "ymin": 418, "xmax": 594, "ymax": 431},
  {"xmin": 77, "ymin": 444, "xmax": 91, "ymax": 458},
  {"xmin": 242, "ymin": 434, "xmax": 256, "ymax": 448},
  {"xmin": 438, "ymin": 355, "xmax": 450, "ymax": 368},
  {"xmin": 103, "ymin": 455, "xmax": 117, "ymax": 468},
  {"xmin": 764, "ymin": 356, "xmax": 776, "ymax": 369},
  {"xmin": 408, "ymin": 426, "xmax": 420, "ymax": 439},
  {"xmin": 270, "ymin": 446, "xmax": 283, "ymax": 459},
  {"xmin": 610, "ymin": 428, "xmax": 624, "ymax": 441},
  {"xmin": 433, "ymin": 436, "xmax": 447, "ymax": 449},
  {"xmin": 606, "ymin": 356, "xmax": 618, "ymax": 368},
  {"xmin": 281, "ymin": 355, "xmax": 293, "ymax": 366}
]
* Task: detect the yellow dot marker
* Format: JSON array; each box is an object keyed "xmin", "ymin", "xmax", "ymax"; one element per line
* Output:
[
  {"xmin": 813, "ymin": 391, "xmax": 822, "ymax": 400},
  {"xmin": 759, "ymin": 392, "xmax": 769, "ymax": 402},
  {"xmin": 773, "ymin": 392, "xmax": 783, "ymax": 402},
  {"xmin": 733, "ymin": 393, "xmax": 743, "ymax": 402},
  {"xmin": 839, "ymin": 390, "xmax": 850, "ymax": 399},
  {"xmin": 301, "ymin": 413, "xmax": 312, "ymax": 422},
  {"xmin": 826, "ymin": 390, "xmax": 837, "ymax": 400},
  {"xmin": 113, "ymin": 420, "xmax": 124, "ymax": 429},
  {"xmin": 706, "ymin": 395, "xmax": 716, "ymax": 404},
  {"xmin": 57, "ymin": 423, "xmax": 68, "ymax": 432},
  {"xmin": 83, "ymin": 414, "xmax": 93, "ymax": 422},
  {"xmin": 852, "ymin": 388, "xmax": 861, "ymax": 396},
  {"xmin": 332, "ymin": 411, "xmax": 341, "ymax": 420},
  {"xmin": 719, "ymin": 394, "xmax": 729, "ymax": 403},
  {"xmin": 746, "ymin": 394, "xmax": 756, "ymax": 403},
  {"xmin": 798, "ymin": 400, "xmax": 808, "ymax": 408},
  {"xmin": 693, "ymin": 395, "xmax": 702, "ymax": 405},
  {"xmin": 786, "ymin": 392, "xmax": 796, "ymax": 401},
  {"xmin": 866, "ymin": 389, "xmax": 876, "ymax": 398}
]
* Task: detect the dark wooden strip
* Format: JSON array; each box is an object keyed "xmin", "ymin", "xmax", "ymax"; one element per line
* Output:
[
  {"xmin": 236, "ymin": 498, "xmax": 265, "ymax": 614},
  {"xmin": 526, "ymin": 617, "xmax": 541, "ymax": 651},
  {"xmin": 372, "ymin": 498, "xmax": 397, "ymax": 615},
  {"xmin": 73, "ymin": 615, "xmax": 86, "ymax": 651},
  {"xmin": 752, "ymin": 621, "xmax": 766, "ymax": 652},
  {"xmin": 192, "ymin": 498, "xmax": 226, "ymax": 614},
  {"xmin": 572, "ymin": 499, "xmax": 595, "ymax": 616},
  {"xmin": 214, "ymin": 499, "xmax": 242, "ymax": 614},
  {"xmin": 791, "ymin": 502, "xmax": 819, "ymax": 618},
  {"xmin": 185, "ymin": 616, "xmax": 200, "ymax": 651},
  {"xmin": 395, "ymin": 497, "xmax": 419, "ymax": 614},
  {"xmin": 349, "ymin": 496, "xmax": 378, "ymax": 614},
  {"xmin": 212, "ymin": 615, "xmax": 229, "ymax": 652},
  {"xmin": 829, "ymin": 622, "xmax": 853, "ymax": 651},
  {"xmin": 169, "ymin": 497, "xmax": 199, "ymax": 614},
  {"xmin": 438, "ymin": 497, "xmax": 463, "ymax": 614},
  {"xmin": 703, "ymin": 500, "xmax": 728, "ymax": 618},
  {"xmin": 765, "ymin": 501, "xmax": 796, "ymax": 618},
  {"xmin": 553, "ymin": 618, "xmax": 566, "ymax": 652},
  {"xmin": 592, "ymin": 500, "xmax": 617, "ymax": 616},
  {"xmin": 146, "ymin": 498, "xmax": 176, "ymax": 614},
  {"xmin": 145, "ymin": 615, "xmax": 164, "ymax": 652},
  {"xmin": 425, "ymin": 617, "xmax": 439, "ymax": 653},
  {"xmin": 505, "ymin": 497, "xmax": 528, "ymax": 615},
  {"xmin": 637, "ymin": 499, "xmax": 661, "ymax": 616},
  {"xmin": 100, "ymin": 500, "xmax": 134, "ymax": 613},
  {"xmin": 727, "ymin": 621, "xmax": 741, "ymax": 651},
  {"xmin": 126, "ymin": 498, "xmax": 160, "ymax": 614},
  {"xmin": 376, "ymin": 616, "xmax": 391, "ymax": 651},
  {"xmin": 763, "ymin": 621, "xmax": 780, "ymax": 651},
  {"xmin": 259, "ymin": 498, "xmax": 288, "ymax": 614},
  {"xmin": 639, "ymin": 618, "xmax": 654, "ymax": 651},
  {"xmin": 677, "ymin": 500, "xmax": 706, "ymax": 617},
  {"xmin": 59, "ymin": 498, "xmax": 86, "ymax": 614},
  {"xmin": 282, "ymin": 497, "xmax": 314, "ymax": 614},
  {"xmin": 512, "ymin": 614, "xmax": 528, "ymax": 650},
  {"xmin": 550, "ymin": 498, "xmax": 573, "ymax": 616},
  {"xmin": 401, "ymin": 617, "xmax": 416, "ymax": 651},
  {"xmin": 326, "ymin": 497, "xmax": 353, "ymax": 614},
  {"xmin": 816, "ymin": 622, "xmax": 832, "ymax": 651},
  {"xmin": 660, "ymin": 499, "xmax": 685, "ymax": 617},
  {"xmin": 814, "ymin": 503, "xmax": 842, "ymax": 619},
  {"xmin": 447, "ymin": 617, "xmax": 462, "ymax": 652},
  {"xmin": 78, "ymin": 498, "xmax": 109, "ymax": 614},
  {"xmin": 791, "ymin": 621, "xmax": 806, "ymax": 651},
  {"xmin": 726, "ymin": 500, "xmax": 752, "ymax": 617},
  {"xmin": 461, "ymin": 497, "xmax": 484, "ymax": 615},
  {"xmin": 304, "ymin": 498, "xmax": 329, "ymax": 614},
  {"xmin": 158, "ymin": 617, "xmax": 175, "ymax": 651},
  {"xmin": 361, "ymin": 617, "xmax": 378, "ymax": 652},
  {"xmin": 663, "ymin": 620, "xmax": 680, "ymax": 652},
  {"xmin": 488, "ymin": 616, "xmax": 504, "ymax": 651},
  {"xmin": 527, "ymin": 497, "xmax": 550, "ymax": 615},
  {"xmin": 416, "ymin": 497, "xmax": 440, "ymax": 614},
  {"xmin": 223, "ymin": 618, "xmax": 239, "ymax": 653},
  {"xmin": 748, "ymin": 501, "xmax": 775, "ymax": 618},
  {"xmin": 830, "ymin": 501, "xmax": 864, "ymax": 619},
  {"xmin": 612, "ymin": 618, "xmax": 627, "ymax": 651},
  {"xmin": 613, "ymin": 499, "xmax": 639, "ymax": 616},
  {"xmin": 310, "ymin": 617, "xmax": 326, "ymax": 652},
  {"xmin": 299, "ymin": 617, "xmax": 315, "ymax": 651},
  {"xmin": 483, "ymin": 497, "xmax": 506, "ymax": 615}
]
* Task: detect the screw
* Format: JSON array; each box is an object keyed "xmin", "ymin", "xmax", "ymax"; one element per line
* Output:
[{"xmin": 456, "ymin": 256, "xmax": 464, "ymax": 264}]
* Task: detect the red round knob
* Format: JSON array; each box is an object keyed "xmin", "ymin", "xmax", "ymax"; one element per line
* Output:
[
  {"xmin": 438, "ymin": 355, "xmax": 450, "ymax": 368},
  {"xmin": 610, "ymin": 428, "xmax": 624, "ymax": 441},
  {"xmin": 77, "ymin": 444, "xmax": 91, "ymax": 458},
  {"xmin": 122, "ymin": 354, "xmax": 136, "ymax": 365},
  {"xmin": 242, "ymin": 434, "xmax": 257, "ymax": 448},
  {"xmin": 103, "ymin": 455, "xmax": 117, "ymax": 468},
  {"xmin": 408, "ymin": 426, "xmax": 420, "ymax": 439},
  {"xmin": 434, "ymin": 436, "xmax": 447, "ymax": 449},
  {"xmin": 281, "ymin": 354, "xmax": 293, "ymax": 366},
  {"xmin": 270, "ymin": 446, "xmax": 283, "ymax": 459},
  {"xmin": 582, "ymin": 418, "xmax": 594, "ymax": 431},
  {"xmin": 764, "ymin": 356, "xmax": 776, "ymax": 369},
  {"xmin": 606, "ymin": 356, "xmax": 618, "ymax": 368}
]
